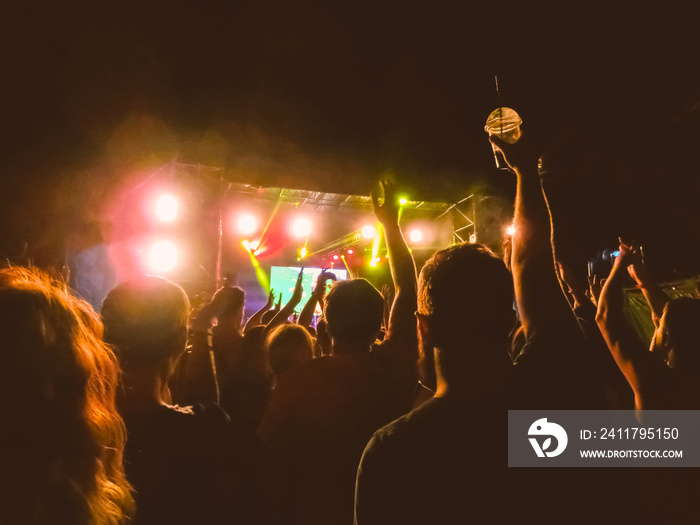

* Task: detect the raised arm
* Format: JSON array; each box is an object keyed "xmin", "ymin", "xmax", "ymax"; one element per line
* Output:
[
  {"xmin": 595, "ymin": 242, "xmax": 664, "ymax": 407},
  {"xmin": 177, "ymin": 300, "xmax": 221, "ymax": 404},
  {"xmin": 490, "ymin": 134, "xmax": 582, "ymax": 340},
  {"xmin": 298, "ymin": 270, "xmax": 335, "ymax": 329},
  {"xmin": 372, "ymin": 180, "xmax": 418, "ymax": 348},
  {"xmin": 557, "ymin": 260, "xmax": 597, "ymax": 318},
  {"xmin": 264, "ymin": 269, "xmax": 304, "ymax": 336},
  {"xmin": 627, "ymin": 249, "xmax": 668, "ymax": 328},
  {"xmin": 244, "ymin": 289, "xmax": 275, "ymax": 334}
]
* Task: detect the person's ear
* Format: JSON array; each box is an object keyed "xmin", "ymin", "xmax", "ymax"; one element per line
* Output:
[{"xmin": 415, "ymin": 312, "xmax": 434, "ymax": 348}]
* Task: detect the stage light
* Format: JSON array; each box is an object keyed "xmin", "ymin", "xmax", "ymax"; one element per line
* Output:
[
  {"xmin": 409, "ymin": 229, "xmax": 423, "ymax": 243},
  {"xmin": 506, "ymin": 225, "xmax": 516, "ymax": 236},
  {"xmin": 332, "ymin": 254, "xmax": 339, "ymax": 261},
  {"xmin": 361, "ymin": 225, "xmax": 376, "ymax": 240},
  {"xmin": 155, "ymin": 194, "xmax": 178, "ymax": 222},
  {"xmin": 370, "ymin": 259, "xmax": 377, "ymax": 267},
  {"xmin": 399, "ymin": 197, "xmax": 408, "ymax": 206},
  {"xmin": 148, "ymin": 241, "xmax": 178, "ymax": 273},
  {"xmin": 237, "ymin": 214, "xmax": 258, "ymax": 235},
  {"xmin": 291, "ymin": 217, "xmax": 312, "ymax": 238},
  {"xmin": 375, "ymin": 256, "xmax": 382, "ymax": 263},
  {"xmin": 347, "ymin": 248, "xmax": 354, "ymax": 255},
  {"xmin": 242, "ymin": 239, "xmax": 251, "ymax": 253},
  {"xmin": 249, "ymin": 240, "xmax": 260, "ymax": 251},
  {"xmin": 300, "ymin": 246, "xmax": 307, "ymax": 259}
]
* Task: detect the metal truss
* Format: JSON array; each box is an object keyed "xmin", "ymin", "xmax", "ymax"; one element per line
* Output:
[
  {"xmin": 225, "ymin": 183, "xmax": 451, "ymax": 214},
  {"xmin": 436, "ymin": 194, "xmax": 477, "ymax": 244},
  {"xmin": 171, "ymin": 161, "xmax": 476, "ymax": 250}
]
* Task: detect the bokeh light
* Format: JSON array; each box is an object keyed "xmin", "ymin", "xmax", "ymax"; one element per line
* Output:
[
  {"xmin": 237, "ymin": 214, "xmax": 258, "ymax": 235},
  {"xmin": 361, "ymin": 225, "xmax": 376, "ymax": 239},
  {"xmin": 155, "ymin": 194, "xmax": 179, "ymax": 222},
  {"xmin": 291, "ymin": 217, "xmax": 312, "ymax": 238},
  {"xmin": 409, "ymin": 229, "xmax": 423, "ymax": 243},
  {"xmin": 148, "ymin": 241, "xmax": 179, "ymax": 273}
]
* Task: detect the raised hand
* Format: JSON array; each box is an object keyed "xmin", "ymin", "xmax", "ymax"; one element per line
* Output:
[
  {"xmin": 371, "ymin": 179, "xmax": 400, "ymax": 226},
  {"xmin": 615, "ymin": 240, "xmax": 641, "ymax": 270},
  {"xmin": 290, "ymin": 268, "xmax": 304, "ymax": 306},
  {"xmin": 265, "ymin": 269, "xmax": 305, "ymax": 331},
  {"xmin": 489, "ymin": 131, "xmax": 542, "ymax": 172},
  {"xmin": 621, "ymin": 242, "xmax": 649, "ymax": 285},
  {"xmin": 588, "ymin": 273, "xmax": 603, "ymax": 304},
  {"xmin": 265, "ymin": 289, "xmax": 276, "ymax": 309},
  {"xmin": 244, "ymin": 289, "xmax": 276, "ymax": 333},
  {"xmin": 315, "ymin": 269, "xmax": 336, "ymax": 292}
]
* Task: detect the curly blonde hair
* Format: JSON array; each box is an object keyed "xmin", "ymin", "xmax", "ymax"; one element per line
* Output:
[{"xmin": 0, "ymin": 267, "xmax": 134, "ymax": 524}]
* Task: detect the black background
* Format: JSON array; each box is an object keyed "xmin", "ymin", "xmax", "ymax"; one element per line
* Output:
[{"xmin": 2, "ymin": 2, "xmax": 699, "ymax": 279}]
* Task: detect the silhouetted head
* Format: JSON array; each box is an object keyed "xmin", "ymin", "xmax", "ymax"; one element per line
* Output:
[
  {"xmin": 102, "ymin": 276, "xmax": 190, "ymax": 369},
  {"xmin": 652, "ymin": 297, "xmax": 700, "ymax": 372},
  {"xmin": 211, "ymin": 285, "xmax": 245, "ymax": 328},
  {"xmin": 266, "ymin": 323, "xmax": 314, "ymax": 376},
  {"xmin": 324, "ymin": 279, "xmax": 384, "ymax": 352},
  {"xmin": 417, "ymin": 243, "xmax": 515, "ymax": 359},
  {"xmin": 0, "ymin": 267, "xmax": 134, "ymax": 523}
]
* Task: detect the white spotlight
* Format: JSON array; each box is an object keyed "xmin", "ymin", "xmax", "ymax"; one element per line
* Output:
[
  {"xmin": 361, "ymin": 225, "xmax": 376, "ymax": 240},
  {"xmin": 155, "ymin": 194, "xmax": 178, "ymax": 222},
  {"xmin": 291, "ymin": 217, "xmax": 312, "ymax": 238},
  {"xmin": 237, "ymin": 214, "xmax": 258, "ymax": 235},
  {"xmin": 148, "ymin": 241, "xmax": 179, "ymax": 273},
  {"xmin": 506, "ymin": 225, "xmax": 516, "ymax": 236},
  {"xmin": 409, "ymin": 229, "xmax": 423, "ymax": 243}
]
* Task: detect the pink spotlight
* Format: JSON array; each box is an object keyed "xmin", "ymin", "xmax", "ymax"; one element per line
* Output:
[
  {"xmin": 155, "ymin": 194, "xmax": 179, "ymax": 222},
  {"xmin": 237, "ymin": 214, "xmax": 258, "ymax": 235},
  {"xmin": 291, "ymin": 217, "xmax": 312, "ymax": 238},
  {"xmin": 347, "ymin": 248, "xmax": 354, "ymax": 255},
  {"xmin": 148, "ymin": 241, "xmax": 179, "ymax": 273}
]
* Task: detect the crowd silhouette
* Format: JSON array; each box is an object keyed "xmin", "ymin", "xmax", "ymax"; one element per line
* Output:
[{"xmin": 2, "ymin": 133, "xmax": 700, "ymax": 524}]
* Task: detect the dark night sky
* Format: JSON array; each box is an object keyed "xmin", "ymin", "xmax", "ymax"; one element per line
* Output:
[{"xmin": 2, "ymin": 2, "xmax": 700, "ymax": 277}]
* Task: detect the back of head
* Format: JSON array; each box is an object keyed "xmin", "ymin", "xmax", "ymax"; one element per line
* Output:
[
  {"xmin": 266, "ymin": 323, "xmax": 314, "ymax": 376},
  {"xmin": 324, "ymin": 279, "xmax": 384, "ymax": 350},
  {"xmin": 102, "ymin": 276, "xmax": 190, "ymax": 368},
  {"xmin": 418, "ymin": 243, "xmax": 515, "ymax": 352},
  {"xmin": 0, "ymin": 267, "xmax": 133, "ymax": 524},
  {"xmin": 663, "ymin": 297, "xmax": 700, "ymax": 372},
  {"xmin": 211, "ymin": 285, "xmax": 245, "ymax": 326}
]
